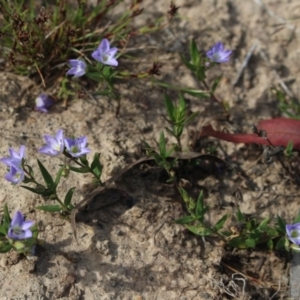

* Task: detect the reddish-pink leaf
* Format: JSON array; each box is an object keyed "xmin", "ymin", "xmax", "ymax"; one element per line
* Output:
[{"xmin": 199, "ymin": 118, "xmax": 300, "ymax": 150}]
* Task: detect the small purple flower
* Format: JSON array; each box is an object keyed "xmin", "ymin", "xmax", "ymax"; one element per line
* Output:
[
  {"xmin": 286, "ymin": 223, "xmax": 300, "ymax": 245},
  {"xmin": 64, "ymin": 136, "xmax": 90, "ymax": 158},
  {"xmin": 5, "ymin": 165, "xmax": 25, "ymax": 184},
  {"xmin": 39, "ymin": 129, "xmax": 65, "ymax": 156},
  {"xmin": 0, "ymin": 145, "xmax": 26, "ymax": 169},
  {"xmin": 66, "ymin": 59, "xmax": 87, "ymax": 77},
  {"xmin": 8, "ymin": 211, "xmax": 34, "ymax": 240},
  {"xmin": 206, "ymin": 42, "xmax": 232, "ymax": 63},
  {"xmin": 92, "ymin": 38, "xmax": 118, "ymax": 67},
  {"xmin": 35, "ymin": 94, "xmax": 54, "ymax": 113}
]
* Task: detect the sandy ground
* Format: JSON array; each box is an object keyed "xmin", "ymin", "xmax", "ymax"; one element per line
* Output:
[{"xmin": 0, "ymin": 0, "xmax": 300, "ymax": 299}]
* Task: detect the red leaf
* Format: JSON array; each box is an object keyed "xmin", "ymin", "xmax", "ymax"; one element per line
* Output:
[{"xmin": 199, "ymin": 118, "xmax": 300, "ymax": 150}]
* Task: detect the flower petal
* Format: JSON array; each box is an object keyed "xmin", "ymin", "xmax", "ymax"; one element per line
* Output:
[
  {"xmin": 106, "ymin": 58, "xmax": 118, "ymax": 67},
  {"xmin": 66, "ymin": 67, "xmax": 76, "ymax": 75},
  {"xmin": 99, "ymin": 38, "xmax": 110, "ymax": 52},
  {"xmin": 11, "ymin": 211, "xmax": 24, "ymax": 227},
  {"xmin": 55, "ymin": 129, "xmax": 64, "ymax": 144},
  {"xmin": 19, "ymin": 145, "xmax": 26, "ymax": 159},
  {"xmin": 69, "ymin": 59, "xmax": 80, "ymax": 67},
  {"xmin": 107, "ymin": 47, "xmax": 118, "ymax": 57},
  {"xmin": 91, "ymin": 50, "xmax": 101, "ymax": 62},
  {"xmin": 21, "ymin": 220, "xmax": 34, "ymax": 231},
  {"xmin": 73, "ymin": 69, "xmax": 86, "ymax": 77}
]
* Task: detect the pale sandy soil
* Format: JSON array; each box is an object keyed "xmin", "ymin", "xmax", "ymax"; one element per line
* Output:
[{"xmin": 0, "ymin": 0, "xmax": 299, "ymax": 299}]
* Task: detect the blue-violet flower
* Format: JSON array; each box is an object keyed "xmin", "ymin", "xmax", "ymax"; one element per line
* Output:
[
  {"xmin": 286, "ymin": 223, "xmax": 300, "ymax": 245},
  {"xmin": 35, "ymin": 94, "xmax": 54, "ymax": 113},
  {"xmin": 0, "ymin": 145, "xmax": 26, "ymax": 169},
  {"xmin": 206, "ymin": 42, "xmax": 232, "ymax": 63},
  {"xmin": 92, "ymin": 38, "xmax": 118, "ymax": 67},
  {"xmin": 64, "ymin": 136, "xmax": 90, "ymax": 158},
  {"xmin": 66, "ymin": 59, "xmax": 87, "ymax": 77},
  {"xmin": 5, "ymin": 165, "xmax": 25, "ymax": 184},
  {"xmin": 39, "ymin": 129, "xmax": 65, "ymax": 156},
  {"xmin": 8, "ymin": 211, "xmax": 34, "ymax": 240}
]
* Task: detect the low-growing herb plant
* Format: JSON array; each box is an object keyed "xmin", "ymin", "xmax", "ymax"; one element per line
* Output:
[
  {"xmin": 0, "ymin": 205, "xmax": 38, "ymax": 255},
  {"xmin": 0, "ymin": 129, "xmax": 103, "ymax": 215},
  {"xmin": 142, "ymin": 88, "xmax": 300, "ymax": 253},
  {"xmin": 0, "ymin": 0, "xmax": 184, "ymax": 111}
]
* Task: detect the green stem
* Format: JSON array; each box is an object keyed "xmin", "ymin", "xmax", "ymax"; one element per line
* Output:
[
  {"xmin": 23, "ymin": 169, "xmax": 39, "ymax": 186},
  {"xmin": 53, "ymin": 194, "xmax": 67, "ymax": 210}
]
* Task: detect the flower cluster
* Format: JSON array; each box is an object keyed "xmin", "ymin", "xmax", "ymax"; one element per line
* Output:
[
  {"xmin": 39, "ymin": 129, "xmax": 90, "ymax": 158},
  {"xmin": 67, "ymin": 38, "xmax": 118, "ymax": 77},
  {"xmin": 0, "ymin": 130, "xmax": 90, "ymax": 184}
]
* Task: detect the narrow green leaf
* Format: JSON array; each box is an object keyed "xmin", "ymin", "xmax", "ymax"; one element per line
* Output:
[
  {"xmin": 195, "ymin": 64, "xmax": 206, "ymax": 81},
  {"xmin": 186, "ymin": 225, "xmax": 214, "ymax": 236},
  {"xmin": 275, "ymin": 236, "xmax": 287, "ymax": 250},
  {"xmin": 102, "ymin": 66, "xmax": 112, "ymax": 78},
  {"xmin": 236, "ymin": 209, "xmax": 245, "ymax": 222},
  {"xmin": 182, "ymin": 89, "xmax": 209, "ymax": 98},
  {"xmin": 54, "ymin": 166, "xmax": 65, "ymax": 186},
  {"xmin": 245, "ymin": 238, "xmax": 256, "ymax": 248},
  {"xmin": 36, "ymin": 205, "xmax": 62, "ymax": 212},
  {"xmin": 64, "ymin": 187, "xmax": 76, "ymax": 206},
  {"xmin": 178, "ymin": 93, "xmax": 186, "ymax": 113},
  {"xmin": 3, "ymin": 203, "xmax": 11, "ymax": 224},
  {"xmin": 21, "ymin": 185, "xmax": 52, "ymax": 196},
  {"xmin": 93, "ymin": 90, "xmax": 112, "ymax": 96},
  {"xmin": 284, "ymin": 141, "xmax": 294, "ymax": 157},
  {"xmin": 266, "ymin": 239, "xmax": 274, "ymax": 250},
  {"xmin": 68, "ymin": 166, "xmax": 91, "ymax": 173},
  {"xmin": 0, "ymin": 243, "xmax": 12, "ymax": 253},
  {"xmin": 159, "ymin": 132, "xmax": 166, "ymax": 158},
  {"xmin": 258, "ymin": 217, "xmax": 270, "ymax": 230},
  {"xmin": 175, "ymin": 215, "xmax": 195, "ymax": 224},
  {"xmin": 228, "ymin": 237, "xmax": 247, "ymax": 249},
  {"xmin": 0, "ymin": 226, "xmax": 7, "ymax": 236},
  {"xmin": 265, "ymin": 227, "xmax": 278, "ymax": 238},
  {"xmin": 37, "ymin": 159, "xmax": 54, "ymax": 187},
  {"xmin": 30, "ymin": 225, "xmax": 39, "ymax": 239},
  {"xmin": 195, "ymin": 191, "xmax": 204, "ymax": 216},
  {"xmin": 85, "ymin": 72, "xmax": 104, "ymax": 81},
  {"xmin": 165, "ymin": 144, "xmax": 176, "ymax": 158},
  {"xmin": 178, "ymin": 187, "xmax": 189, "ymax": 203},
  {"xmin": 90, "ymin": 153, "xmax": 102, "ymax": 179},
  {"xmin": 277, "ymin": 215, "xmax": 286, "ymax": 233},
  {"xmin": 214, "ymin": 214, "xmax": 228, "ymax": 231},
  {"xmin": 164, "ymin": 94, "xmax": 175, "ymax": 122},
  {"xmin": 189, "ymin": 39, "xmax": 199, "ymax": 66}
]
